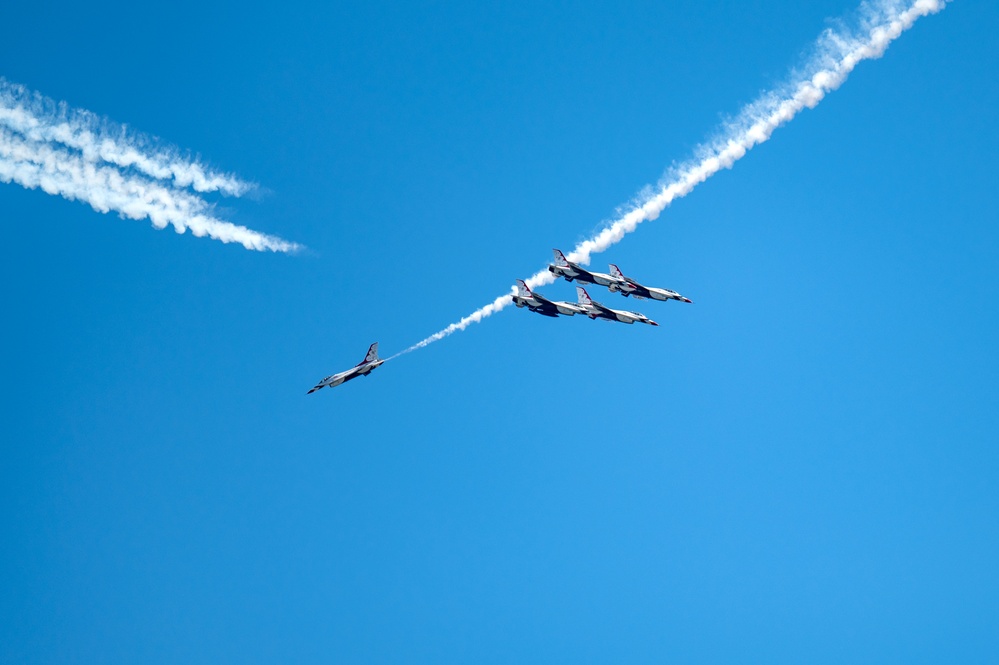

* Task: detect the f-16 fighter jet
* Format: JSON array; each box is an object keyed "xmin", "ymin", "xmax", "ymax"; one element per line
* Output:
[
  {"xmin": 575, "ymin": 286, "xmax": 659, "ymax": 326},
  {"xmin": 512, "ymin": 279, "xmax": 585, "ymax": 318},
  {"xmin": 548, "ymin": 249, "xmax": 620, "ymax": 288},
  {"xmin": 307, "ymin": 342, "xmax": 385, "ymax": 394},
  {"xmin": 607, "ymin": 264, "xmax": 693, "ymax": 303}
]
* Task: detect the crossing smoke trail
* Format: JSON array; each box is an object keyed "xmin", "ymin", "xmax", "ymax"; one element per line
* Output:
[
  {"xmin": 0, "ymin": 79, "xmax": 300, "ymax": 252},
  {"xmin": 388, "ymin": 0, "xmax": 948, "ymax": 360}
]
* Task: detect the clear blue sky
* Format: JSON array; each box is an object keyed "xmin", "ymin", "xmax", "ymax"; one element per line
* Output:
[{"xmin": 2, "ymin": 1, "xmax": 997, "ymax": 662}]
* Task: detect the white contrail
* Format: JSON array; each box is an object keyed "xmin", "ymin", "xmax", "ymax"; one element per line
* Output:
[
  {"xmin": 0, "ymin": 129, "xmax": 297, "ymax": 251},
  {"xmin": 393, "ymin": 0, "xmax": 948, "ymax": 357},
  {"xmin": 0, "ymin": 79, "xmax": 300, "ymax": 251},
  {"xmin": 0, "ymin": 79, "xmax": 251, "ymax": 195}
]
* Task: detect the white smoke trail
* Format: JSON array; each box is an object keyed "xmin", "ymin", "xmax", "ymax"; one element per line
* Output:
[
  {"xmin": 0, "ymin": 129, "xmax": 297, "ymax": 251},
  {"xmin": 0, "ymin": 79, "xmax": 251, "ymax": 195},
  {"xmin": 0, "ymin": 79, "xmax": 300, "ymax": 251},
  {"xmin": 393, "ymin": 0, "xmax": 948, "ymax": 357}
]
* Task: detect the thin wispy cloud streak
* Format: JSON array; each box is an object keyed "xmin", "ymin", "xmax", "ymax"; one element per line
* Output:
[
  {"xmin": 0, "ymin": 78, "xmax": 299, "ymax": 252},
  {"xmin": 391, "ymin": 0, "xmax": 948, "ymax": 359}
]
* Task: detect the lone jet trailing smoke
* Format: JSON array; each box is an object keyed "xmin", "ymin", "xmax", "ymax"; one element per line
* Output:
[{"xmin": 307, "ymin": 343, "xmax": 385, "ymax": 393}]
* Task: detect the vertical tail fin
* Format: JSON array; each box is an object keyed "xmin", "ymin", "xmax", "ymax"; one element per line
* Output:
[
  {"xmin": 552, "ymin": 249, "xmax": 570, "ymax": 267},
  {"xmin": 515, "ymin": 279, "xmax": 532, "ymax": 297},
  {"xmin": 576, "ymin": 286, "xmax": 593, "ymax": 305},
  {"xmin": 608, "ymin": 264, "xmax": 625, "ymax": 280},
  {"xmin": 362, "ymin": 342, "xmax": 380, "ymax": 364}
]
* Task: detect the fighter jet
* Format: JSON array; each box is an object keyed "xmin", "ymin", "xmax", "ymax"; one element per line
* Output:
[
  {"xmin": 607, "ymin": 264, "xmax": 693, "ymax": 303},
  {"xmin": 307, "ymin": 342, "xmax": 385, "ymax": 394},
  {"xmin": 548, "ymin": 249, "xmax": 620, "ymax": 289},
  {"xmin": 575, "ymin": 286, "xmax": 658, "ymax": 326},
  {"xmin": 511, "ymin": 279, "xmax": 585, "ymax": 318}
]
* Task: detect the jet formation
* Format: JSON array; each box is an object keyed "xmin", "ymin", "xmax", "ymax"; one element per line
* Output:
[
  {"xmin": 512, "ymin": 248, "xmax": 692, "ymax": 325},
  {"xmin": 309, "ymin": 249, "xmax": 692, "ymax": 392}
]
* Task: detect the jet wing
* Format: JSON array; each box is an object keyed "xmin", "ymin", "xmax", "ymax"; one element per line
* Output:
[
  {"xmin": 532, "ymin": 292, "xmax": 558, "ymax": 307},
  {"xmin": 622, "ymin": 277, "xmax": 646, "ymax": 290},
  {"xmin": 572, "ymin": 264, "xmax": 620, "ymax": 287},
  {"xmin": 590, "ymin": 300, "xmax": 617, "ymax": 315},
  {"xmin": 534, "ymin": 293, "xmax": 574, "ymax": 317},
  {"xmin": 590, "ymin": 271, "xmax": 622, "ymax": 288}
]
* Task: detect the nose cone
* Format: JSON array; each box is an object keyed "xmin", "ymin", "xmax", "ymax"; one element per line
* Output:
[
  {"xmin": 681, "ymin": 297, "xmax": 693, "ymax": 304},
  {"xmin": 649, "ymin": 320, "xmax": 659, "ymax": 326}
]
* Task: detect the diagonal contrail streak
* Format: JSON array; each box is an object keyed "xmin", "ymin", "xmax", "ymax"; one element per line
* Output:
[
  {"xmin": 0, "ymin": 128, "xmax": 297, "ymax": 251},
  {"xmin": 0, "ymin": 78, "xmax": 299, "ymax": 251},
  {"xmin": 389, "ymin": 0, "xmax": 949, "ymax": 359},
  {"xmin": 0, "ymin": 81, "xmax": 250, "ymax": 196}
]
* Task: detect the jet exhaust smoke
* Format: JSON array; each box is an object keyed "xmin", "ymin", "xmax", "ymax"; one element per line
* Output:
[
  {"xmin": 393, "ymin": 0, "xmax": 949, "ymax": 357},
  {"xmin": 0, "ymin": 79, "xmax": 300, "ymax": 252}
]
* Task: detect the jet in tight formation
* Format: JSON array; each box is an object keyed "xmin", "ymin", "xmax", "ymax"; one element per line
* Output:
[
  {"xmin": 549, "ymin": 249, "xmax": 693, "ymax": 303},
  {"xmin": 574, "ymin": 286, "xmax": 658, "ymax": 325},
  {"xmin": 607, "ymin": 264, "xmax": 692, "ymax": 303},
  {"xmin": 512, "ymin": 280, "xmax": 585, "ymax": 317},
  {"xmin": 547, "ymin": 249, "xmax": 621, "ymax": 289},
  {"xmin": 307, "ymin": 342, "xmax": 384, "ymax": 393}
]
